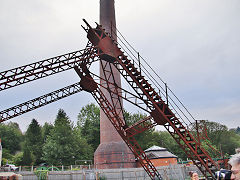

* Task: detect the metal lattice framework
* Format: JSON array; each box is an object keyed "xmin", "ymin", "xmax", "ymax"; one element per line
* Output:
[
  {"xmin": 0, "ymin": 82, "xmax": 82, "ymax": 122},
  {"xmin": 0, "ymin": 42, "xmax": 97, "ymax": 91},
  {"xmin": 0, "ymin": 19, "xmax": 227, "ymax": 180}
]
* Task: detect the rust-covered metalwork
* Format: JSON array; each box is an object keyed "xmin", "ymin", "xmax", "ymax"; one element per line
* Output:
[
  {"xmin": 89, "ymin": 81, "xmax": 162, "ymax": 179},
  {"xmin": 0, "ymin": 18, "xmax": 228, "ymax": 179},
  {"xmin": 0, "ymin": 42, "xmax": 97, "ymax": 91},
  {"xmin": 0, "ymin": 82, "xmax": 82, "ymax": 122},
  {"xmin": 81, "ymin": 20, "xmax": 222, "ymax": 179}
]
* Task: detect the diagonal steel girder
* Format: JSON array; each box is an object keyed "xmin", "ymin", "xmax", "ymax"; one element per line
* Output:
[
  {"xmin": 0, "ymin": 41, "xmax": 98, "ymax": 92},
  {"xmin": 0, "ymin": 82, "xmax": 82, "ymax": 122}
]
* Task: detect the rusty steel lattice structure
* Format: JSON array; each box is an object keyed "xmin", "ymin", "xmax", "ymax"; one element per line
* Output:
[{"xmin": 0, "ymin": 19, "xmax": 227, "ymax": 179}]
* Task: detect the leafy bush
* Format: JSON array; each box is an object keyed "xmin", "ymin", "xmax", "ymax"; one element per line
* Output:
[{"xmin": 34, "ymin": 170, "xmax": 48, "ymax": 180}]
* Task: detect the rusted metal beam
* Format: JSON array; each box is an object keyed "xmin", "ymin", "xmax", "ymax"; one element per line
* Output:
[
  {"xmin": 0, "ymin": 42, "xmax": 98, "ymax": 91},
  {"xmin": 125, "ymin": 116, "xmax": 157, "ymax": 137},
  {"xmin": 0, "ymin": 82, "xmax": 82, "ymax": 122}
]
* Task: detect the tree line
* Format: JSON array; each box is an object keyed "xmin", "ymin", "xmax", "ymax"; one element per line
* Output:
[{"xmin": 0, "ymin": 103, "xmax": 240, "ymax": 166}]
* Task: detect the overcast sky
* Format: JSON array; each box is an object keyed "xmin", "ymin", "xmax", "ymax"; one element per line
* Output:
[{"xmin": 0, "ymin": 0, "xmax": 240, "ymax": 132}]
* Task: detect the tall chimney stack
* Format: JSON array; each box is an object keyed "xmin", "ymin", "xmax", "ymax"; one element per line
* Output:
[{"xmin": 94, "ymin": 0, "xmax": 136, "ymax": 169}]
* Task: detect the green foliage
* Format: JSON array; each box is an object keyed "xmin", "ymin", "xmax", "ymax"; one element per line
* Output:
[
  {"xmin": 22, "ymin": 146, "xmax": 33, "ymax": 166},
  {"xmin": 153, "ymin": 131, "xmax": 187, "ymax": 159},
  {"xmin": 42, "ymin": 122, "xmax": 54, "ymax": 143},
  {"xmin": 0, "ymin": 122, "xmax": 23, "ymax": 154},
  {"xmin": 236, "ymin": 127, "xmax": 240, "ymax": 134},
  {"xmin": 98, "ymin": 175, "xmax": 107, "ymax": 180},
  {"xmin": 199, "ymin": 139, "xmax": 219, "ymax": 158},
  {"xmin": 190, "ymin": 120, "xmax": 240, "ymax": 157},
  {"xmin": 202, "ymin": 121, "xmax": 240, "ymax": 155},
  {"xmin": 77, "ymin": 103, "xmax": 100, "ymax": 151},
  {"xmin": 25, "ymin": 119, "xmax": 43, "ymax": 165},
  {"xmin": 12, "ymin": 152, "xmax": 23, "ymax": 166},
  {"xmin": 124, "ymin": 111, "xmax": 153, "ymax": 150},
  {"xmin": 2, "ymin": 103, "xmax": 239, "ymax": 166},
  {"xmin": 34, "ymin": 170, "xmax": 48, "ymax": 180},
  {"xmin": 2, "ymin": 158, "xmax": 8, "ymax": 165},
  {"xmin": 204, "ymin": 121, "xmax": 228, "ymax": 144},
  {"xmin": 2, "ymin": 148, "xmax": 13, "ymax": 160},
  {"xmin": 42, "ymin": 109, "xmax": 75, "ymax": 165},
  {"xmin": 73, "ymin": 127, "xmax": 94, "ymax": 161}
]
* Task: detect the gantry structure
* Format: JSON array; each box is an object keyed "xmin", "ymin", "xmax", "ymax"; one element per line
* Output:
[{"xmin": 0, "ymin": 19, "xmax": 227, "ymax": 179}]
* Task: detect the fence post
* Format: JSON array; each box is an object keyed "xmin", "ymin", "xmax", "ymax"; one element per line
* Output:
[
  {"xmin": 121, "ymin": 171, "xmax": 124, "ymax": 180},
  {"xmin": 62, "ymin": 165, "xmax": 64, "ymax": 171},
  {"xmin": 83, "ymin": 170, "xmax": 86, "ymax": 180},
  {"xmin": 31, "ymin": 165, "xmax": 33, "ymax": 172},
  {"xmin": 71, "ymin": 165, "xmax": 73, "ymax": 170}
]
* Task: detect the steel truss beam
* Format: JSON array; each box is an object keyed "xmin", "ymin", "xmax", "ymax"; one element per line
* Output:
[
  {"xmin": 0, "ymin": 42, "xmax": 98, "ymax": 91},
  {"xmin": 0, "ymin": 82, "xmax": 82, "ymax": 122},
  {"xmin": 125, "ymin": 116, "xmax": 157, "ymax": 137}
]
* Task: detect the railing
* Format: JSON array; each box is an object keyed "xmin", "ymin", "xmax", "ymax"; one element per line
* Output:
[
  {"xmin": 0, "ymin": 165, "xmax": 94, "ymax": 172},
  {"xmin": 111, "ymin": 24, "xmax": 197, "ymax": 130}
]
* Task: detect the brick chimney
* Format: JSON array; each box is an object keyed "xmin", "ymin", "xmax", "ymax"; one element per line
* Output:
[{"xmin": 94, "ymin": 0, "xmax": 136, "ymax": 169}]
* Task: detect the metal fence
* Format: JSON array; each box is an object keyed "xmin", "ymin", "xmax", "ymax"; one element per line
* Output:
[{"xmin": 1, "ymin": 164, "xmax": 203, "ymax": 180}]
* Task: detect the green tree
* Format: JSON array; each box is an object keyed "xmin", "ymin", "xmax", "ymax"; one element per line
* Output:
[
  {"xmin": 124, "ymin": 111, "xmax": 155, "ymax": 150},
  {"xmin": 190, "ymin": 120, "xmax": 240, "ymax": 156},
  {"xmin": 218, "ymin": 130, "xmax": 240, "ymax": 155},
  {"xmin": 0, "ymin": 122, "xmax": 23, "ymax": 154},
  {"xmin": 25, "ymin": 119, "xmax": 43, "ymax": 165},
  {"xmin": 155, "ymin": 131, "xmax": 187, "ymax": 160},
  {"xmin": 202, "ymin": 121, "xmax": 240, "ymax": 155},
  {"xmin": 42, "ymin": 109, "xmax": 75, "ymax": 165},
  {"xmin": 12, "ymin": 152, "xmax": 23, "ymax": 166},
  {"xmin": 77, "ymin": 103, "xmax": 100, "ymax": 151},
  {"xmin": 22, "ymin": 146, "xmax": 33, "ymax": 166},
  {"xmin": 42, "ymin": 122, "xmax": 54, "ymax": 143},
  {"xmin": 73, "ymin": 127, "xmax": 94, "ymax": 161},
  {"xmin": 2, "ymin": 148, "xmax": 13, "ymax": 162},
  {"xmin": 236, "ymin": 127, "xmax": 240, "ymax": 134}
]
